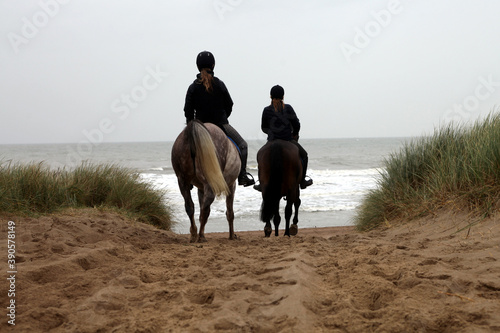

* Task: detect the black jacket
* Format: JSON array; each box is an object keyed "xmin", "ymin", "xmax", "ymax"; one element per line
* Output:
[
  {"xmin": 184, "ymin": 74, "xmax": 233, "ymax": 126},
  {"xmin": 261, "ymin": 104, "xmax": 301, "ymax": 141}
]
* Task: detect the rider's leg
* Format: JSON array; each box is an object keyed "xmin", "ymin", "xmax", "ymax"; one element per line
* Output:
[
  {"xmin": 292, "ymin": 140, "xmax": 313, "ymax": 189},
  {"xmin": 222, "ymin": 124, "xmax": 255, "ymax": 186}
]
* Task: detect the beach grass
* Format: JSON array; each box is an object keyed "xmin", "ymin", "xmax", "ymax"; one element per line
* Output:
[
  {"xmin": 0, "ymin": 161, "xmax": 174, "ymax": 229},
  {"xmin": 354, "ymin": 111, "xmax": 500, "ymax": 231}
]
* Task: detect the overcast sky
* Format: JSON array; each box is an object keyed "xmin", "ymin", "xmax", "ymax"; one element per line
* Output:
[{"xmin": 1, "ymin": 0, "xmax": 500, "ymax": 144}]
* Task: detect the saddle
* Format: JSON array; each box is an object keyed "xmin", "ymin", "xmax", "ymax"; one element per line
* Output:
[{"xmin": 226, "ymin": 136, "xmax": 241, "ymax": 154}]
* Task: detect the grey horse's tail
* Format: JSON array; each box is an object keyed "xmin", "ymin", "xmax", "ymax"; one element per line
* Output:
[{"xmin": 187, "ymin": 120, "xmax": 229, "ymax": 197}]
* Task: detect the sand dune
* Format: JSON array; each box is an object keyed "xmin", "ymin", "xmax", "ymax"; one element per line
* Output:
[{"xmin": 1, "ymin": 209, "xmax": 499, "ymax": 332}]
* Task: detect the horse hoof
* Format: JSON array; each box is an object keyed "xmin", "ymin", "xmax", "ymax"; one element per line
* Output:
[
  {"xmin": 264, "ymin": 227, "xmax": 272, "ymax": 237},
  {"xmin": 229, "ymin": 233, "xmax": 238, "ymax": 240},
  {"xmin": 290, "ymin": 224, "xmax": 298, "ymax": 236}
]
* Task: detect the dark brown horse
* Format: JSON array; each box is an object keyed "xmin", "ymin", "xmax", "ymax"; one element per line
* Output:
[
  {"xmin": 257, "ymin": 140, "xmax": 302, "ymax": 237},
  {"xmin": 171, "ymin": 120, "xmax": 240, "ymax": 242}
]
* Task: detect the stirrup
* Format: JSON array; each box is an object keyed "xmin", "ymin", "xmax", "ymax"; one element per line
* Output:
[
  {"xmin": 238, "ymin": 172, "xmax": 255, "ymax": 187},
  {"xmin": 253, "ymin": 181, "xmax": 262, "ymax": 192},
  {"xmin": 300, "ymin": 176, "xmax": 313, "ymax": 189}
]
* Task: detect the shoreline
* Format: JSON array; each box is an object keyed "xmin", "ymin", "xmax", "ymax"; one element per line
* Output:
[
  {"xmin": 203, "ymin": 225, "xmax": 357, "ymax": 239},
  {"xmin": 171, "ymin": 210, "xmax": 357, "ymax": 234}
]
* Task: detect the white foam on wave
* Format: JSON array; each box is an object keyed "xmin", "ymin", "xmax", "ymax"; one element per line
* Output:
[
  {"xmin": 300, "ymin": 168, "xmax": 381, "ymax": 212},
  {"xmin": 148, "ymin": 167, "xmax": 164, "ymax": 171}
]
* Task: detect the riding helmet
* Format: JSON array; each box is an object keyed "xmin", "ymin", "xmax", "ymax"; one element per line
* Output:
[
  {"xmin": 270, "ymin": 85, "xmax": 285, "ymax": 99},
  {"xmin": 196, "ymin": 51, "xmax": 215, "ymax": 71}
]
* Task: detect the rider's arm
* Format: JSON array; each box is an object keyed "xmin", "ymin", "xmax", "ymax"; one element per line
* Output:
[
  {"xmin": 261, "ymin": 108, "xmax": 270, "ymax": 134},
  {"xmin": 184, "ymin": 84, "xmax": 196, "ymax": 122},
  {"xmin": 219, "ymin": 80, "xmax": 234, "ymax": 118},
  {"xmin": 287, "ymin": 105, "xmax": 301, "ymax": 138}
]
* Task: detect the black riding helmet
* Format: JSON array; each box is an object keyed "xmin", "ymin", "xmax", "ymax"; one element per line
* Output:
[
  {"xmin": 270, "ymin": 85, "xmax": 285, "ymax": 99},
  {"xmin": 196, "ymin": 51, "xmax": 215, "ymax": 71}
]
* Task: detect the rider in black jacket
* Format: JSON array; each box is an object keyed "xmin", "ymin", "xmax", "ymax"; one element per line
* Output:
[
  {"xmin": 257, "ymin": 85, "xmax": 313, "ymax": 190},
  {"xmin": 184, "ymin": 51, "xmax": 255, "ymax": 187}
]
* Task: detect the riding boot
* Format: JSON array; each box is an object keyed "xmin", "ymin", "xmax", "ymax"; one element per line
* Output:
[
  {"xmin": 222, "ymin": 123, "xmax": 255, "ymax": 187},
  {"xmin": 237, "ymin": 144, "xmax": 255, "ymax": 187}
]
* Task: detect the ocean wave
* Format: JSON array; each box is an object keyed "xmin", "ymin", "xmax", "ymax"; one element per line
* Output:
[
  {"xmin": 148, "ymin": 167, "xmax": 164, "ymax": 171},
  {"xmin": 140, "ymin": 167, "xmax": 381, "ymax": 223}
]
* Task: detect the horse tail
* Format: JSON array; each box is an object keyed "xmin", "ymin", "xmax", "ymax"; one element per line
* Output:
[
  {"xmin": 187, "ymin": 120, "xmax": 229, "ymax": 197},
  {"xmin": 260, "ymin": 141, "xmax": 283, "ymax": 222}
]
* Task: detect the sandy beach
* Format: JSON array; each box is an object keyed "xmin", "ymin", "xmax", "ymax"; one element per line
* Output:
[{"xmin": 1, "ymin": 209, "xmax": 499, "ymax": 332}]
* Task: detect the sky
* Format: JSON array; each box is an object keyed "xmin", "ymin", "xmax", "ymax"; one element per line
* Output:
[{"xmin": 1, "ymin": 0, "xmax": 500, "ymax": 145}]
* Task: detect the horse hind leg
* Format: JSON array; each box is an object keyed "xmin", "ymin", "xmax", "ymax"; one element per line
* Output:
[
  {"xmin": 289, "ymin": 223, "xmax": 298, "ymax": 236},
  {"xmin": 263, "ymin": 204, "xmax": 273, "ymax": 237},
  {"xmin": 273, "ymin": 208, "xmax": 281, "ymax": 236},
  {"xmin": 264, "ymin": 221, "xmax": 272, "ymax": 237},
  {"xmin": 290, "ymin": 197, "xmax": 301, "ymax": 236},
  {"xmin": 197, "ymin": 188, "xmax": 215, "ymax": 243},
  {"xmin": 179, "ymin": 181, "xmax": 197, "ymax": 243},
  {"xmin": 284, "ymin": 198, "xmax": 293, "ymax": 237},
  {"xmin": 225, "ymin": 183, "xmax": 237, "ymax": 240},
  {"xmin": 261, "ymin": 199, "xmax": 273, "ymax": 237}
]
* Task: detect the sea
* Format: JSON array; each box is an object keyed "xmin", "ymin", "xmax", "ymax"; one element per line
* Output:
[{"xmin": 0, "ymin": 138, "xmax": 410, "ymax": 234}]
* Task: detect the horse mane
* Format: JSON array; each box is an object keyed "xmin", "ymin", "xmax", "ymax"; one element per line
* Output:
[
  {"xmin": 187, "ymin": 120, "xmax": 229, "ymax": 197},
  {"xmin": 260, "ymin": 141, "xmax": 283, "ymax": 222}
]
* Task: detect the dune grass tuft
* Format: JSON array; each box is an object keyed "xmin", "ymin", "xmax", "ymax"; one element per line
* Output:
[
  {"xmin": 354, "ymin": 111, "xmax": 500, "ymax": 231},
  {"xmin": 0, "ymin": 161, "xmax": 174, "ymax": 229}
]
